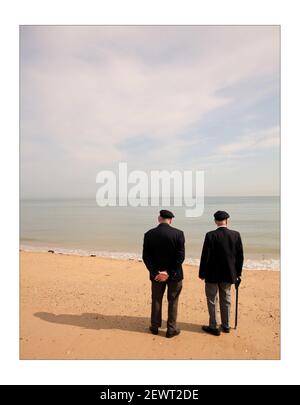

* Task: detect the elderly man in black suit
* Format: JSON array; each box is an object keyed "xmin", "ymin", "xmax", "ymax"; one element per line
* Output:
[
  {"xmin": 142, "ymin": 210, "xmax": 185, "ymax": 338},
  {"xmin": 199, "ymin": 211, "xmax": 244, "ymax": 336}
]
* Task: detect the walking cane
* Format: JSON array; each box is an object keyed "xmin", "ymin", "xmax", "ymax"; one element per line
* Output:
[{"xmin": 235, "ymin": 277, "xmax": 241, "ymax": 329}]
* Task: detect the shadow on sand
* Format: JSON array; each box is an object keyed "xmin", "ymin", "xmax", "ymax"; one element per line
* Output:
[{"xmin": 34, "ymin": 312, "xmax": 203, "ymax": 335}]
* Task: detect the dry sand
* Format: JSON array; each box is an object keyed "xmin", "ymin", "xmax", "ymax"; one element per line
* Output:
[{"xmin": 20, "ymin": 251, "xmax": 280, "ymax": 360}]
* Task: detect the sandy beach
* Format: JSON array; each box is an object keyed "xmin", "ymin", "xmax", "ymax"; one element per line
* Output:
[{"xmin": 20, "ymin": 251, "xmax": 280, "ymax": 360}]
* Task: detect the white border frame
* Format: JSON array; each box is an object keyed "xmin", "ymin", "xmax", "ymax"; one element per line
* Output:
[{"xmin": 1, "ymin": 0, "xmax": 299, "ymax": 386}]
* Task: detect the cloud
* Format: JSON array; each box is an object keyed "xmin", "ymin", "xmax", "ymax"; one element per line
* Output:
[
  {"xmin": 20, "ymin": 26, "xmax": 280, "ymax": 197},
  {"xmin": 217, "ymin": 126, "xmax": 280, "ymax": 155}
]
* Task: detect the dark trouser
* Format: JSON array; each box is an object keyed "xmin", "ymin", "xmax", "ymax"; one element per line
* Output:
[
  {"xmin": 205, "ymin": 282, "xmax": 232, "ymax": 329},
  {"xmin": 151, "ymin": 280, "xmax": 182, "ymax": 333}
]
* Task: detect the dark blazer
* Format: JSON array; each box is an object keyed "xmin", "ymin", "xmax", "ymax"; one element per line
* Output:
[
  {"xmin": 199, "ymin": 227, "xmax": 244, "ymax": 284},
  {"xmin": 142, "ymin": 223, "xmax": 185, "ymax": 281}
]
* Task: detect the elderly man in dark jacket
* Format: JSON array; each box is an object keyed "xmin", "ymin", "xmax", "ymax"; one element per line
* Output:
[
  {"xmin": 143, "ymin": 210, "xmax": 185, "ymax": 338},
  {"xmin": 199, "ymin": 211, "xmax": 244, "ymax": 336}
]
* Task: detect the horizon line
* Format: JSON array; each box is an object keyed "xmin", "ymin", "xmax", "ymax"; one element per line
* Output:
[{"xmin": 20, "ymin": 194, "xmax": 280, "ymax": 201}]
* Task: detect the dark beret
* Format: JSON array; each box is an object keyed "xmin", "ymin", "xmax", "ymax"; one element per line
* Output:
[
  {"xmin": 160, "ymin": 209, "xmax": 175, "ymax": 219},
  {"xmin": 214, "ymin": 210, "xmax": 230, "ymax": 221}
]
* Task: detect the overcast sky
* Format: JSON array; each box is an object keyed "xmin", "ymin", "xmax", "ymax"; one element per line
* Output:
[{"xmin": 20, "ymin": 26, "xmax": 280, "ymax": 198}]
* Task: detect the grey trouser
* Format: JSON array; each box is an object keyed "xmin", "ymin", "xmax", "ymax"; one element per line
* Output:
[
  {"xmin": 151, "ymin": 280, "xmax": 182, "ymax": 333},
  {"xmin": 205, "ymin": 282, "xmax": 232, "ymax": 329}
]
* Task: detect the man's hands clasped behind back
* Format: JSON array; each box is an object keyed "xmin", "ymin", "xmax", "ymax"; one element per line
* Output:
[{"xmin": 155, "ymin": 271, "xmax": 169, "ymax": 283}]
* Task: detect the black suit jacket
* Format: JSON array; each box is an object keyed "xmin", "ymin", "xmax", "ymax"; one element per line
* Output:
[
  {"xmin": 199, "ymin": 227, "xmax": 244, "ymax": 284},
  {"xmin": 142, "ymin": 223, "xmax": 185, "ymax": 281}
]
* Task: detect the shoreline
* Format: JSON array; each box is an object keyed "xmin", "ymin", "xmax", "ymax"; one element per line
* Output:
[
  {"xmin": 20, "ymin": 251, "xmax": 280, "ymax": 359},
  {"xmin": 20, "ymin": 244, "xmax": 280, "ymax": 271}
]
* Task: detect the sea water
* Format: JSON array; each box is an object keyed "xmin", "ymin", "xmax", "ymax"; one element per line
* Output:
[{"xmin": 20, "ymin": 196, "xmax": 280, "ymax": 270}]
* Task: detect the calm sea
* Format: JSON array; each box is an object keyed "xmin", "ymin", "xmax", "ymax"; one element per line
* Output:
[{"xmin": 20, "ymin": 196, "xmax": 280, "ymax": 270}]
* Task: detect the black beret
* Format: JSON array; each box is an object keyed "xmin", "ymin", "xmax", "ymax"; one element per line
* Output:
[
  {"xmin": 160, "ymin": 209, "xmax": 175, "ymax": 219},
  {"xmin": 214, "ymin": 210, "xmax": 230, "ymax": 221}
]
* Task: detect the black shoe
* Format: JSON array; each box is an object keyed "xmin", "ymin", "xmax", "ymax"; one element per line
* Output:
[
  {"xmin": 166, "ymin": 329, "xmax": 181, "ymax": 338},
  {"xmin": 221, "ymin": 325, "xmax": 230, "ymax": 333},
  {"xmin": 202, "ymin": 325, "xmax": 221, "ymax": 336},
  {"xmin": 149, "ymin": 326, "xmax": 159, "ymax": 335}
]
